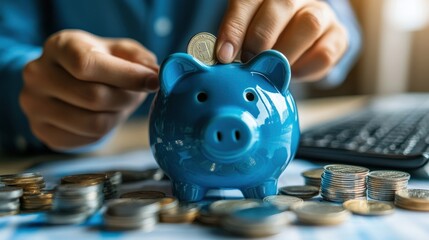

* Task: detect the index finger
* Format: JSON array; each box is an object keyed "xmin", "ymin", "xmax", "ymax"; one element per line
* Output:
[
  {"xmin": 216, "ymin": 0, "xmax": 263, "ymax": 63},
  {"xmin": 46, "ymin": 36, "xmax": 158, "ymax": 91}
]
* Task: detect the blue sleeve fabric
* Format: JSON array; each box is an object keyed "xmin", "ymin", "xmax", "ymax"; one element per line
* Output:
[
  {"xmin": 316, "ymin": 0, "xmax": 362, "ymax": 88},
  {"xmin": 0, "ymin": 0, "xmax": 47, "ymax": 153}
]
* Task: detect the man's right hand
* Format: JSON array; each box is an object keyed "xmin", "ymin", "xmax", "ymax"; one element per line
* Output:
[{"xmin": 20, "ymin": 30, "xmax": 159, "ymax": 151}]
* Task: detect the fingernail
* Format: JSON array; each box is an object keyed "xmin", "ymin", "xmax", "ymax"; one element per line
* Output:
[
  {"xmin": 217, "ymin": 42, "xmax": 234, "ymax": 63},
  {"xmin": 145, "ymin": 74, "xmax": 159, "ymax": 92},
  {"xmin": 241, "ymin": 51, "xmax": 255, "ymax": 63}
]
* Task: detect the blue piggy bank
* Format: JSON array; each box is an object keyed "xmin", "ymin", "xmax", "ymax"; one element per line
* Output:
[{"xmin": 149, "ymin": 50, "xmax": 300, "ymax": 202}]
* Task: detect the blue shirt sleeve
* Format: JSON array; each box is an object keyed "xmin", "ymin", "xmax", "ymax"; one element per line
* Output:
[{"xmin": 0, "ymin": 0, "xmax": 47, "ymax": 153}]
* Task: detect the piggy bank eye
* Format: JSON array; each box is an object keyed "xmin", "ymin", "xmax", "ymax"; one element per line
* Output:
[
  {"xmin": 244, "ymin": 90, "xmax": 256, "ymax": 102},
  {"xmin": 196, "ymin": 92, "xmax": 208, "ymax": 103}
]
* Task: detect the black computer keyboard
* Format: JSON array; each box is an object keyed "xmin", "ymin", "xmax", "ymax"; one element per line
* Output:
[{"xmin": 297, "ymin": 94, "xmax": 429, "ymax": 170}]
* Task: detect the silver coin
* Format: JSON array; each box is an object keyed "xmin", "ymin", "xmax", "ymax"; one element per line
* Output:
[
  {"xmin": 187, "ymin": 32, "xmax": 218, "ymax": 65},
  {"xmin": 263, "ymin": 195, "xmax": 303, "ymax": 211},
  {"xmin": 0, "ymin": 186, "xmax": 23, "ymax": 199},
  {"xmin": 46, "ymin": 211, "xmax": 90, "ymax": 225},
  {"xmin": 368, "ymin": 170, "xmax": 410, "ymax": 181},
  {"xmin": 209, "ymin": 199, "xmax": 261, "ymax": 216},
  {"xmin": 324, "ymin": 164, "xmax": 369, "ymax": 175},
  {"xmin": 279, "ymin": 185, "xmax": 319, "ymax": 199},
  {"xmin": 106, "ymin": 199, "xmax": 161, "ymax": 217}
]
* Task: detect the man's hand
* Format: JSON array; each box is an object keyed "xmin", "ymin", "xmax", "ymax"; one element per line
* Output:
[
  {"xmin": 216, "ymin": 0, "xmax": 348, "ymax": 81},
  {"xmin": 20, "ymin": 30, "xmax": 159, "ymax": 150}
]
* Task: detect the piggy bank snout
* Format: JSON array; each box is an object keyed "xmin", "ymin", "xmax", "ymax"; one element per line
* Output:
[{"xmin": 202, "ymin": 111, "xmax": 257, "ymax": 160}]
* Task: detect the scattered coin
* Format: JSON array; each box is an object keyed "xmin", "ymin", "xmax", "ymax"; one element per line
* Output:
[
  {"xmin": 263, "ymin": 195, "xmax": 304, "ymax": 211},
  {"xmin": 222, "ymin": 206, "xmax": 289, "ymax": 237},
  {"xmin": 367, "ymin": 170, "xmax": 409, "ymax": 201},
  {"xmin": 103, "ymin": 198, "xmax": 161, "ymax": 231},
  {"xmin": 301, "ymin": 168, "xmax": 324, "ymax": 187},
  {"xmin": 293, "ymin": 202, "xmax": 351, "ymax": 225},
  {"xmin": 343, "ymin": 199, "xmax": 395, "ymax": 216},
  {"xmin": 394, "ymin": 189, "xmax": 429, "ymax": 211},
  {"xmin": 187, "ymin": 32, "xmax": 218, "ymax": 65},
  {"xmin": 159, "ymin": 204, "xmax": 200, "ymax": 223},
  {"xmin": 279, "ymin": 185, "xmax": 319, "ymax": 199}
]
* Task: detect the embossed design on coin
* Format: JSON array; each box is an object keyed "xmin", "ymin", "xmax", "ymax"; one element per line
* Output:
[
  {"xmin": 394, "ymin": 189, "xmax": 429, "ymax": 211},
  {"xmin": 292, "ymin": 202, "xmax": 350, "ymax": 225},
  {"xmin": 263, "ymin": 195, "xmax": 303, "ymax": 210},
  {"xmin": 187, "ymin": 32, "xmax": 218, "ymax": 65},
  {"xmin": 343, "ymin": 199, "xmax": 395, "ymax": 216}
]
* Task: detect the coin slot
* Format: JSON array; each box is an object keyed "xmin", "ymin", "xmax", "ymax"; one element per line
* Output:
[{"xmin": 196, "ymin": 92, "xmax": 208, "ymax": 103}]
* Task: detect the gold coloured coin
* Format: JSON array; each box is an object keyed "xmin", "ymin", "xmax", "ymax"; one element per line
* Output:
[
  {"xmin": 187, "ymin": 32, "xmax": 218, "ymax": 65},
  {"xmin": 343, "ymin": 199, "xmax": 395, "ymax": 216}
]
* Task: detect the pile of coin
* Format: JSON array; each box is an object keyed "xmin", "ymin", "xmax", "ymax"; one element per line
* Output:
[
  {"xmin": 21, "ymin": 191, "xmax": 53, "ymax": 211},
  {"xmin": 61, "ymin": 172, "xmax": 122, "ymax": 200},
  {"xmin": 293, "ymin": 202, "xmax": 351, "ymax": 225},
  {"xmin": 47, "ymin": 182, "xmax": 104, "ymax": 224},
  {"xmin": 394, "ymin": 189, "xmax": 429, "ymax": 211},
  {"xmin": 301, "ymin": 168, "xmax": 324, "ymax": 187},
  {"xmin": 367, "ymin": 170, "xmax": 410, "ymax": 201},
  {"xmin": 0, "ymin": 186, "xmax": 23, "ymax": 216},
  {"xmin": 0, "ymin": 172, "xmax": 52, "ymax": 212},
  {"xmin": 321, "ymin": 164, "xmax": 369, "ymax": 202},
  {"xmin": 187, "ymin": 32, "xmax": 218, "ymax": 65},
  {"xmin": 103, "ymin": 199, "xmax": 161, "ymax": 231}
]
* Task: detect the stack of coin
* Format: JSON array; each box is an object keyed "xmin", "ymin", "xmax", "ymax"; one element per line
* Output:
[
  {"xmin": 61, "ymin": 172, "xmax": 122, "ymax": 200},
  {"xmin": 321, "ymin": 164, "xmax": 369, "ymax": 202},
  {"xmin": 0, "ymin": 173, "xmax": 46, "ymax": 196},
  {"xmin": 394, "ymin": 189, "xmax": 429, "ymax": 211},
  {"xmin": 367, "ymin": 170, "xmax": 410, "ymax": 201},
  {"xmin": 46, "ymin": 183, "xmax": 103, "ymax": 224},
  {"xmin": 187, "ymin": 32, "xmax": 218, "ymax": 65},
  {"xmin": 222, "ymin": 205, "xmax": 289, "ymax": 237},
  {"xmin": 301, "ymin": 168, "xmax": 324, "ymax": 187},
  {"xmin": 292, "ymin": 202, "xmax": 351, "ymax": 225},
  {"xmin": 0, "ymin": 186, "xmax": 23, "ymax": 216},
  {"xmin": 104, "ymin": 171, "xmax": 122, "ymax": 199},
  {"xmin": 21, "ymin": 190, "xmax": 53, "ymax": 211},
  {"xmin": 103, "ymin": 199, "xmax": 161, "ymax": 231}
]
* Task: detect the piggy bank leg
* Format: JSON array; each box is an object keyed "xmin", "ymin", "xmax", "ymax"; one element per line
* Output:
[
  {"xmin": 241, "ymin": 180, "xmax": 278, "ymax": 199},
  {"xmin": 172, "ymin": 181, "xmax": 207, "ymax": 202}
]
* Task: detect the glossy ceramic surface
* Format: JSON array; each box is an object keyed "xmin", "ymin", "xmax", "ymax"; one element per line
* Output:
[{"xmin": 149, "ymin": 50, "xmax": 300, "ymax": 202}]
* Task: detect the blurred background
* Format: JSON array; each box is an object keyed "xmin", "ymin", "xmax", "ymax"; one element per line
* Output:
[{"xmin": 308, "ymin": 0, "xmax": 429, "ymax": 97}]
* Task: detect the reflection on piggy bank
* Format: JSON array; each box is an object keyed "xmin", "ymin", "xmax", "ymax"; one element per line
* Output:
[{"xmin": 149, "ymin": 50, "xmax": 300, "ymax": 202}]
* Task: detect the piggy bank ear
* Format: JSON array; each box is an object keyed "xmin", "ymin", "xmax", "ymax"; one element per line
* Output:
[
  {"xmin": 245, "ymin": 50, "xmax": 291, "ymax": 93},
  {"xmin": 160, "ymin": 53, "xmax": 207, "ymax": 95}
]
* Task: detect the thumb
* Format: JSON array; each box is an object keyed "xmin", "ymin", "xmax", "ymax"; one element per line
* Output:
[{"xmin": 216, "ymin": 0, "xmax": 262, "ymax": 63}]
